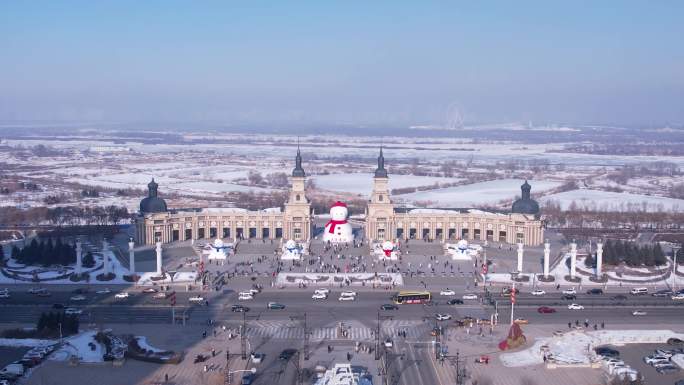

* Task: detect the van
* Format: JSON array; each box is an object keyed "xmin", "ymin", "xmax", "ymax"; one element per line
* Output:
[{"xmin": 630, "ymin": 288, "xmax": 648, "ymax": 295}]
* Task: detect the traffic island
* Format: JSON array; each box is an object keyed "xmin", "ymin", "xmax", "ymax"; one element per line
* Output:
[
  {"xmin": 537, "ymin": 274, "xmax": 555, "ymax": 283},
  {"xmin": 96, "ymin": 272, "xmax": 116, "ymax": 281},
  {"xmin": 563, "ymin": 275, "xmax": 582, "ymax": 283}
]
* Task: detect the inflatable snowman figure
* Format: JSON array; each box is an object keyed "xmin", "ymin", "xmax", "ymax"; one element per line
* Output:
[
  {"xmin": 446, "ymin": 239, "xmax": 477, "ymax": 261},
  {"xmin": 281, "ymin": 239, "xmax": 302, "ymax": 260},
  {"xmin": 323, "ymin": 201, "xmax": 353, "ymax": 243},
  {"xmin": 378, "ymin": 240, "xmax": 398, "ymax": 260},
  {"xmin": 205, "ymin": 238, "xmax": 231, "ymax": 261}
]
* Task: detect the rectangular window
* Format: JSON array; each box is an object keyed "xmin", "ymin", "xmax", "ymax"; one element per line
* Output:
[
  {"xmin": 294, "ymin": 228, "xmax": 302, "ymax": 240},
  {"xmin": 516, "ymin": 233, "xmax": 524, "ymax": 243},
  {"xmin": 154, "ymin": 220, "xmax": 164, "ymax": 224},
  {"xmin": 198, "ymin": 228, "xmax": 205, "ymax": 239},
  {"xmin": 486, "ymin": 230, "xmax": 494, "ymax": 241},
  {"xmin": 474, "ymin": 229, "xmax": 481, "ymax": 240},
  {"xmin": 499, "ymin": 231, "xmax": 507, "ymax": 242}
]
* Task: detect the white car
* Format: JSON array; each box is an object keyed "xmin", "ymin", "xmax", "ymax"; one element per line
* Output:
[
  {"xmin": 114, "ymin": 292, "xmax": 130, "ymax": 299},
  {"xmin": 28, "ymin": 288, "xmax": 47, "ymax": 294},
  {"xmin": 567, "ymin": 303, "xmax": 584, "ymax": 310},
  {"xmin": 311, "ymin": 292, "xmax": 327, "ymax": 300},
  {"xmin": 314, "ymin": 288, "xmax": 330, "ymax": 295},
  {"xmin": 562, "ymin": 287, "xmax": 576, "ymax": 295},
  {"xmin": 439, "ymin": 289, "xmax": 456, "ymax": 296},
  {"xmin": 384, "ymin": 339, "xmax": 393, "ymax": 348},
  {"xmin": 95, "ymin": 288, "xmax": 111, "ymax": 294},
  {"xmin": 238, "ymin": 293, "xmax": 254, "ymax": 301},
  {"xmin": 248, "ymin": 289, "xmax": 260, "ymax": 295},
  {"xmin": 644, "ymin": 355, "xmax": 670, "ymax": 364},
  {"xmin": 70, "ymin": 295, "xmax": 86, "ymax": 301},
  {"xmin": 0, "ymin": 293, "xmax": 10, "ymax": 299},
  {"xmin": 340, "ymin": 291, "xmax": 357, "ymax": 297},
  {"xmin": 338, "ymin": 295, "xmax": 356, "ymax": 301},
  {"xmin": 631, "ymin": 310, "xmax": 647, "ymax": 316},
  {"xmin": 462, "ymin": 293, "xmax": 478, "ymax": 300},
  {"xmin": 436, "ymin": 313, "xmax": 452, "ymax": 321},
  {"xmin": 531, "ymin": 289, "xmax": 546, "ymax": 296},
  {"xmin": 64, "ymin": 308, "xmax": 82, "ymax": 315},
  {"xmin": 671, "ymin": 294, "xmax": 684, "ymax": 300},
  {"xmin": 189, "ymin": 296, "xmax": 204, "ymax": 303}
]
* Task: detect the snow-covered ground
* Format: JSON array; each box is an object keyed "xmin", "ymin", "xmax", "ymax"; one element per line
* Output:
[
  {"xmin": 395, "ymin": 179, "xmax": 563, "ymax": 207},
  {"xmin": 134, "ymin": 336, "xmax": 166, "ymax": 353},
  {"xmin": 0, "ymin": 338, "xmax": 56, "ymax": 348},
  {"xmin": 501, "ymin": 329, "xmax": 684, "ymax": 367},
  {"xmin": 313, "ymin": 173, "xmax": 463, "ymax": 195},
  {"xmin": 137, "ymin": 271, "xmax": 197, "ymax": 286},
  {"xmin": 541, "ymin": 189, "xmax": 684, "ymax": 212},
  {"xmin": 52, "ymin": 331, "xmax": 104, "ymax": 363}
]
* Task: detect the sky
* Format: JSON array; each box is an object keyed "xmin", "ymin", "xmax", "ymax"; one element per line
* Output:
[{"xmin": 1, "ymin": 1, "xmax": 683, "ymax": 128}]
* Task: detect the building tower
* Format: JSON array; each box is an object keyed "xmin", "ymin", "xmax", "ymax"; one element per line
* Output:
[
  {"xmin": 283, "ymin": 145, "xmax": 311, "ymax": 241},
  {"xmin": 366, "ymin": 147, "xmax": 395, "ymax": 241}
]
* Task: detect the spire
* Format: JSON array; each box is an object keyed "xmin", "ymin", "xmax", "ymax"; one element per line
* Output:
[
  {"xmin": 147, "ymin": 178, "xmax": 158, "ymax": 197},
  {"xmin": 374, "ymin": 146, "xmax": 388, "ymax": 178},
  {"xmin": 521, "ymin": 180, "xmax": 531, "ymax": 200},
  {"xmin": 292, "ymin": 140, "xmax": 305, "ymax": 177}
]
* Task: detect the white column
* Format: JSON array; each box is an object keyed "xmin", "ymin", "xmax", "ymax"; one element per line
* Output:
[
  {"xmin": 517, "ymin": 243, "xmax": 524, "ymax": 273},
  {"xmin": 75, "ymin": 241, "xmax": 83, "ymax": 275},
  {"xmin": 543, "ymin": 241, "xmax": 550, "ymax": 278},
  {"xmin": 128, "ymin": 240, "xmax": 136, "ymax": 275},
  {"xmin": 102, "ymin": 240, "xmax": 110, "ymax": 275},
  {"xmin": 570, "ymin": 242, "xmax": 577, "ymax": 279},
  {"xmin": 596, "ymin": 242, "xmax": 603, "ymax": 277},
  {"xmin": 155, "ymin": 242, "xmax": 163, "ymax": 276}
]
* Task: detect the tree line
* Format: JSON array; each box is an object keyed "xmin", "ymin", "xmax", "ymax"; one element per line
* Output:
[
  {"xmin": 585, "ymin": 239, "xmax": 667, "ymax": 267},
  {"xmin": 11, "ymin": 238, "xmax": 76, "ymax": 266},
  {"xmin": 36, "ymin": 311, "xmax": 79, "ymax": 337}
]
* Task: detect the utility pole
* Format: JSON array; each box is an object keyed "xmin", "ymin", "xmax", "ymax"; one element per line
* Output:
[
  {"xmin": 375, "ymin": 311, "xmax": 393, "ymax": 360},
  {"xmin": 241, "ymin": 311, "xmax": 247, "ymax": 360},
  {"xmin": 290, "ymin": 313, "xmax": 310, "ymax": 361}
]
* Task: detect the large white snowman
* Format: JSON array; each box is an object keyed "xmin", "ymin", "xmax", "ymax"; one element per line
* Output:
[
  {"xmin": 323, "ymin": 201, "xmax": 354, "ymax": 243},
  {"xmin": 281, "ymin": 239, "xmax": 303, "ymax": 260}
]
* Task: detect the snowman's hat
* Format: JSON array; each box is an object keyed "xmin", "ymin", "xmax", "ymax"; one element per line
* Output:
[{"xmin": 331, "ymin": 201, "xmax": 347, "ymax": 208}]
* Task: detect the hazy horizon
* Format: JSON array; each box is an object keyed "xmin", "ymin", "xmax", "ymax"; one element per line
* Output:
[{"xmin": 2, "ymin": 1, "xmax": 683, "ymax": 127}]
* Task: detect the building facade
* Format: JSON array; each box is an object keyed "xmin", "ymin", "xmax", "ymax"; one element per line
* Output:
[
  {"xmin": 135, "ymin": 148, "xmax": 312, "ymax": 245},
  {"xmin": 365, "ymin": 149, "xmax": 544, "ymax": 246}
]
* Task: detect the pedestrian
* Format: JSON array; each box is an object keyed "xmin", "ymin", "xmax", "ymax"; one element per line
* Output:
[{"xmin": 165, "ymin": 373, "xmax": 169, "ymax": 383}]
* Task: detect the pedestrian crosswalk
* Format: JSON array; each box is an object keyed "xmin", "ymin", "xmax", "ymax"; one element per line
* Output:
[{"xmin": 241, "ymin": 320, "xmax": 432, "ymax": 340}]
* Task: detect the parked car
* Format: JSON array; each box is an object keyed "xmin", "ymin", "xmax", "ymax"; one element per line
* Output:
[
  {"xmin": 142, "ymin": 288, "xmax": 158, "ymax": 293},
  {"xmin": 114, "ymin": 292, "xmax": 129, "ymax": 299},
  {"xmin": 314, "ymin": 288, "xmax": 330, "ymax": 295},
  {"xmin": 672, "ymin": 294, "xmax": 684, "ymax": 300},
  {"xmin": 439, "ymin": 289, "xmax": 456, "ymax": 296},
  {"xmin": 567, "ymin": 303, "xmax": 584, "ymax": 310},
  {"xmin": 250, "ymin": 352, "xmax": 264, "ymax": 364},
  {"xmin": 586, "ymin": 288, "xmax": 603, "ymax": 295},
  {"xmin": 279, "ymin": 349, "xmax": 297, "ymax": 360},
  {"xmin": 267, "ymin": 302, "xmax": 286, "ymax": 310},
  {"xmin": 241, "ymin": 373, "xmax": 255, "ymax": 385},
  {"xmin": 631, "ymin": 310, "xmax": 647, "ymax": 316},
  {"xmin": 562, "ymin": 287, "xmax": 576, "ymax": 295},
  {"xmin": 380, "ymin": 304, "xmax": 398, "ymax": 310},
  {"xmin": 655, "ymin": 365, "xmax": 679, "ymax": 374},
  {"xmin": 644, "ymin": 355, "xmax": 669, "ymax": 364},
  {"xmin": 462, "ymin": 293, "xmax": 477, "ymax": 300},
  {"xmin": 667, "ymin": 337, "xmax": 684, "ymax": 346},
  {"xmin": 531, "ymin": 289, "xmax": 546, "ymax": 296},
  {"xmin": 537, "ymin": 306, "xmax": 556, "ymax": 314},
  {"xmin": 65, "ymin": 308, "xmax": 82, "ymax": 315},
  {"xmin": 311, "ymin": 292, "xmax": 327, "ymax": 300},
  {"xmin": 189, "ymin": 296, "xmax": 204, "ymax": 303},
  {"xmin": 435, "ymin": 313, "xmax": 452, "ymax": 321},
  {"xmin": 384, "ymin": 338, "xmax": 393, "ymax": 348},
  {"xmin": 447, "ymin": 299, "xmax": 464, "ymax": 305},
  {"xmin": 70, "ymin": 295, "xmax": 86, "ymax": 301},
  {"xmin": 595, "ymin": 347, "xmax": 620, "ymax": 358},
  {"xmin": 152, "ymin": 292, "xmax": 167, "ymax": 299}
]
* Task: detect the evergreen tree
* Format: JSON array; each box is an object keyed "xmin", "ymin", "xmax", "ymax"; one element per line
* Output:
[
  {"xmin": 83, "ymin": 252, "xmax": 95, "ymax": 268},
  {"xmin": 584, "ymin": 253, "xmax": 595, "ymax": 268}
]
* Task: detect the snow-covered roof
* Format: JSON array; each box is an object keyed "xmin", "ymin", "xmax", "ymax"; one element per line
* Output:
[{"xmin": 174, "ymin": 207, "xmax": 282, "ymax": 215}]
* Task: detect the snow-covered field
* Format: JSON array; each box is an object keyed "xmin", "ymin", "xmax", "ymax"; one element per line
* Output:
[
  {"xmin": 395, "ymin": 179, "xmax": 563, "ymax": 207},
  {"xmin": 541, "ymin": 189, "xmax": 684, "ymax": 212},
  {"xmin": 313, "ymin": 173, "xmax": 463, "ymax": 195}
]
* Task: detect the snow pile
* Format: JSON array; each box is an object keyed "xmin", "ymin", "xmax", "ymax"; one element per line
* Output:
[
  {"xmin": 0, "ymin": 338, "xmax": 56, "ymax": 348},
  {"xmin": 138, "ymin": 271, "xmax": 197, "ymax": 286},
  {"xmin": 134, "ymin": 336, "xmax": 166, "ymax": 353},
  {"xmin": 53, "ymin": 331, "xmax": 104, "ymax": 363},
  {"xmin": 501, "ymin": 329, "xmax": 684, "ymax": 368},
  {"xmin": 671, "ymin": 354, "xmax": 684, "ymax": 369}
]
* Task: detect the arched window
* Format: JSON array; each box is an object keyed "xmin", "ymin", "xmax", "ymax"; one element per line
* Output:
[
  {"xmin": 379, "ymin": 195, "xmax": 383, "ymax": 202},
  {"xmin": 296, "ymin": 194, "xmax": 300, "ymax": 201}
]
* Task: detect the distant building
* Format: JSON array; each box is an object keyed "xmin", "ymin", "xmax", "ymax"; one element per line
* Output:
[
  {"xmin": 135, "ymin": 147, "xmax": 312, "ymax": 245},
  {"xmin": 88, "ymin": 146, "xmax": 132, "ymax": 153},
  {"xmin": 365, "ymin": 149, "xmax": 544, "ymax": 246}
]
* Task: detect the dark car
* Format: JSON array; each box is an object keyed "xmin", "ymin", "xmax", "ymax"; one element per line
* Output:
[
  {"xmin": 231, "ymin": 305, "xmax": 250, "ymax": 312},
  {"xmin": 380, "ymin": 304, "xmax": 398, "ymax": 310},
  {"xmin": 652, "ymin": 290, "xmax": 674, "ymax": 297},
  {"xmin": 586, "ymin": 288, "xmax": 603, "ymax": 295},
  {"xmin": 279, "ymin": 349, "xmax": 297, "ymax": 360},
  {"xmin": 52, "ymin": 303, "xmax": 65, "ymax": 309},
  {"xmin": 610, "ymin": 294, "xmax": 627, "ymax": 301},
  {"xmin": 537, "ymin": 306, "xmax": 556, "ymax": 314},
  {"xmin": 241, "ymin": 373, "xmax": 255, "ymax": 385},
  {"xmin": 72, "ymin": 288, "xmax": 89, "ymax": 294},
  {"xmin": 447, "ymin": 299, "xmax": 464, "ymax": 305},
  {"xmin": 594, "ymin": 347, "xmax": 619, "ymax": 358},
  {"xmin": 667, "ymin": 337, "xmax": 684, "ymax": 346},
  {"xmin": 267, "ymin": 302, "xmax": 286, "ymax": 310},
  {"xmin": 562, "ymin": 294, "xmax": 576, "ymax": 300}
]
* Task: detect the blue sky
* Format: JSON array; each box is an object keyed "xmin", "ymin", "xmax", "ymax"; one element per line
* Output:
[{"xmin": 1, "ymin": 1, "xmax": 683, "ymax": 127}]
